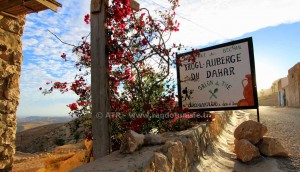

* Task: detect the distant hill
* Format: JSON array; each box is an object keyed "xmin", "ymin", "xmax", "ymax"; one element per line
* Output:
[
  {"xmin": 17, "ymin": 116, "xmax": 72, "ymax": 133},
  {"xmin": 16, "ymin": 117, "xmax": 89, "ymax": 153}
]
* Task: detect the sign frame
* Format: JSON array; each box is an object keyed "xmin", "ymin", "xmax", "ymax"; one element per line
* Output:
[{"xmin": 176, "ymin": 37, "xmax": 259, "ymax": 112}]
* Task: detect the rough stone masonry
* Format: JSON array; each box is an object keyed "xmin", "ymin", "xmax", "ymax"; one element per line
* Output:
[{"xmin": 0, "ymin": 14, "xmax": 26, "ymax": 171}]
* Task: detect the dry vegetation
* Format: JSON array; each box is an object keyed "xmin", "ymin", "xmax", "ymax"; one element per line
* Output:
[
  {"xmin": 37, "ymin": 151, "xmax": 86, "ymax": 172},
  {"xmin": 16, "ymin": 123, "xmax": 66, "ymax": 150},
  {"xmin": 13, "ymin": 140, "xmax": 91, "ymax": 172}
]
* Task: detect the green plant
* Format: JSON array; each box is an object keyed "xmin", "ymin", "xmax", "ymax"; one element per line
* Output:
[
  {"xmin": 74, "ymin": 132, "xmax": 81, "ymax": 143},
  {"xmin": 54, "ymin": 138, "xmax": 65, "ymax": 146}
]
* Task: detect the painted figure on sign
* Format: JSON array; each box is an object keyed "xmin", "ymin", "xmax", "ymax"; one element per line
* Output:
[{"xmin": 182, "ymin": 87, "xmax": 193, "ymax": 100}]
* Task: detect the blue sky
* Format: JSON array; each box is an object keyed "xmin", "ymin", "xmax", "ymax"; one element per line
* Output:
[
  {"xmin": 17, "ymin": 0, "xmax": 300, "ymax": 116},
  {"xmin": 243, "ymin": 23, "xmax": 300, "ymax": 91}
]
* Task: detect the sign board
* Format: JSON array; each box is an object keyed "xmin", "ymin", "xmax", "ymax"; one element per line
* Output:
[{"xmin": 177, "ymin": 37, "xmax": 258, "ymax": 111}]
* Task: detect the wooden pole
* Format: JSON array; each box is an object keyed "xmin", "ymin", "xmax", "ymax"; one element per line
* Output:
[
  {"xmin": 257, "ymin": 107, "xmax": 260, "ymax": 123},
  {"xmin": 90, "ymin": 0, "xmax": 139, "ymax": 159},
  {"xmin": 130, "ymin": 0, "xmax": 140, "ymax": 11},
  {"xmin": 90, "ymin": 0, "xmax": 110, "ymax": 159}
]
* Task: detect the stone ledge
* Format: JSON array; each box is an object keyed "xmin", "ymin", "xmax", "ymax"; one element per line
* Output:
[
  {"xmin": 0, "ymin": 15, "xmax": 26, "ymax": 36},
  {"xmin": 71, "ymin": 111, "xmax": 232, "ymax": 172}
]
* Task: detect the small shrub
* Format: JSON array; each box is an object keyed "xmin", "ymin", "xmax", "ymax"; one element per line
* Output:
[
  {"xmin": 54, "ymin": 138, "xmax": 65, "ymax": 146},
  {"xmin": 74, "ymin": 132, "xmax": 80, "ymax": 143}
]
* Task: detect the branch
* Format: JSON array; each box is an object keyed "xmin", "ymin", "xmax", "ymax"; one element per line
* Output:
[{"xmin": 48, "ymin": 29, "xmax": 77, "ymax": 47}]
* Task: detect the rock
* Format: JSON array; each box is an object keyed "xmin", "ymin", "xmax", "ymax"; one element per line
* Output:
[
  {"xmin": 235, "ymin": 139, "xmax": 260, "ymax": 162},
  {"xmin": 4, "ymin": 87, "xmax": 20, "ymax": 100},
  {"xmin": 234, "ymin": 120, "xmax": 267, "ymax": 144},
  {"xmin": 160, "ymin": 141, "xmax": 187, "ymax": 171},
  {"xmin": 258, "ymin": 137, "xmax": 289, "ymax": 157},
  {"xmin": 7, "ymin": 74, "xmax": 20, "ymax": 89},
  {"xmin": 84, "ymin": 139, "xmax": 93, "ymax": 163},
  {"xmin": 84, "ymin": 139, "xmax": 93, "ymax": 152},
  {"xmin": 0, "ymin": 121, "xmax": 6, "ymax": 131},
  {"xmin": 144, "ymin": 134, "xmax": 166, "ymax": 145},
  {"xmin": 120, "ymin": 130, "xmax": 145, "ymax": 154},
  {"xmin": 149, "ymin": 152, "xmax": 171, "ymax": 171},
  {"xmin": 3, "ymin": 127, "xmax": 15, "ymax": 144}
]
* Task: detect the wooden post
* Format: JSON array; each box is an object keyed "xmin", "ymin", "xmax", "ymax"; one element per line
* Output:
[
  {"xmin": 90, "ymin": 0, "xmax": 110, "ymax": 159},
  {"xmin": 257, "ymin": 107, "xmax": 260, "ymax": 123},
  {"xmin": 90, "ymin": 0, "xmax": 140, "ymax": 159},
  {"xmin": 130, "ymin": 0, "xmax": 140, "ymax": 11}
]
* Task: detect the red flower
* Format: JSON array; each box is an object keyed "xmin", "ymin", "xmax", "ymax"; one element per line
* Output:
[
  {"xmin": 84, "ymin": 14, "xmax": 90, "ymax": 24},
  {"xmin": 53, "ymin": 82, "xmax": 61, "ymax": 89},
  {"xmin": 172, "ymin": 115, "xmax": 179, "ymax": 122},
  {"xmin": 68, "ymin": 103, "xmax": 78, "ymax": 111},
  {"xmin": 39, "ymin": 87, "xmax": 42, "ymax": 90},
  {"xmin": 78, "ymin": 101, "xmax": 87, "ymax": 106},
  {"xmin": 183, "ymin": 114, "xmax": 193, "ymax": 119},
  {"xmin": 141, "ymin": 38, "xmax": 147, "ymax": 46},
  {"xmin": 61, "ymin": 53, "xmax": 66, "ymax": 59},
  {"xmin": 125, "ymin": 66, "xmax": 130, "ymax": 75}
]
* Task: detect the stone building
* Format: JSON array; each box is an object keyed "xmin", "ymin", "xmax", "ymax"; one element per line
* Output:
[
  {"xmin": 277, "ymin": 77, "xmax": 288, "ymax": 106},
  {"xmin": 0, "ymin": 1, "xmax": 61, "ymax": 171},
  {"xmin": 286, "ymin": 62, "xmax": 300, "ymax": 107},
  {"xmin": 259, "ymin": 62, "xmax": 300, "ymax": 107}
]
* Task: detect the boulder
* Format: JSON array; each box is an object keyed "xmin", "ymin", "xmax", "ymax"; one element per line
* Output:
[
  {"xmin": 149, "ymin": 152, "xmax": 171, "ymax": 171},
  {"xmin": 83, "ymin": 139, "xmax": 93, "ymax": 163},
  {"xmin": 120, "ymin": 130, "xmax": 145, "ymax": 154},
  {"xmin": 234, "ymin": 120, "xmax": 267, "ymax": 144},
  {"xmin": 258, "ymin": 137, "xmax": 289, "ymax": 157},
  {"xmin": 235, "ymin": 139, "xmax": 260, "ymax": 162},
  {"xmin": 144, "ymin": 134, "xmax": 166, "ymax": 145},
  {"xmin": 160, "ymin": 141, "xmax": 187, "ymax": 171},
  {"xmin": 84, "ymin": 139, "xmax": 93, "ymax": 152}
]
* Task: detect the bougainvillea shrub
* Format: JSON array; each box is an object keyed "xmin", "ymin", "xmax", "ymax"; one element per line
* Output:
[{"xmin": 41, "ymin": 0, "xmax": 202, "ymax": 150}]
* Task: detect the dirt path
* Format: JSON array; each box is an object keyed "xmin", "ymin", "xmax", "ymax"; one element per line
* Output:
[
  {"xmin": 195, "ymin": 111, "xmax": 284, "ymax": 172},
  {"xmin": 246, "ymin": 106, "xmax": 300, "ymax": 172}
]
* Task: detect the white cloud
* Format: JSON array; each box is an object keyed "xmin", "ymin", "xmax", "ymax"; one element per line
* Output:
[
  {"xmin": 19, "ymin": 0, "xmax": 90, "ymax": 116},
  {"xmin": 22, "ymin": 38, "xmax": 38, "ymax": 50},
  {"xmin": 136, "ymin": 0, "xmax": 300, "ymax": 47}
]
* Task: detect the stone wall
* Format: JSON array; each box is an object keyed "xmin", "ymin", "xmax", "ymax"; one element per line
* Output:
[
  {"xmin": 71, "ymin": 111, "xmax": 232, "ymax": 172},
  {"xmin": 286, "ymin": 63, "xmax": 300, "ymax": 107},
  {"xmin": 0, "ymin": 14, "xmax": 26, "ymax": 171}
]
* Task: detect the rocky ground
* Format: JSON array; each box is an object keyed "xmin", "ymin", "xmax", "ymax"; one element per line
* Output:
[
  {"xmin": 13, "ymin": 151, "xmax": 51, "ymax": 172},
  {"xmin": 12, "ymin": 117, "xmax": 90, "ymax": 172},
  {"xmin": 195, "ymin": 110, "xmax": 285, "ymax": 172},
  {"xmin": 246, "ymin": 106, "xmax": 300, "ymax": 172}
]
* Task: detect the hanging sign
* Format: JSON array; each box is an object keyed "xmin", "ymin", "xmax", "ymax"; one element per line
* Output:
[{"xmin": 177, "ymin": 37, "xmax": 258, "ymax": 111}]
